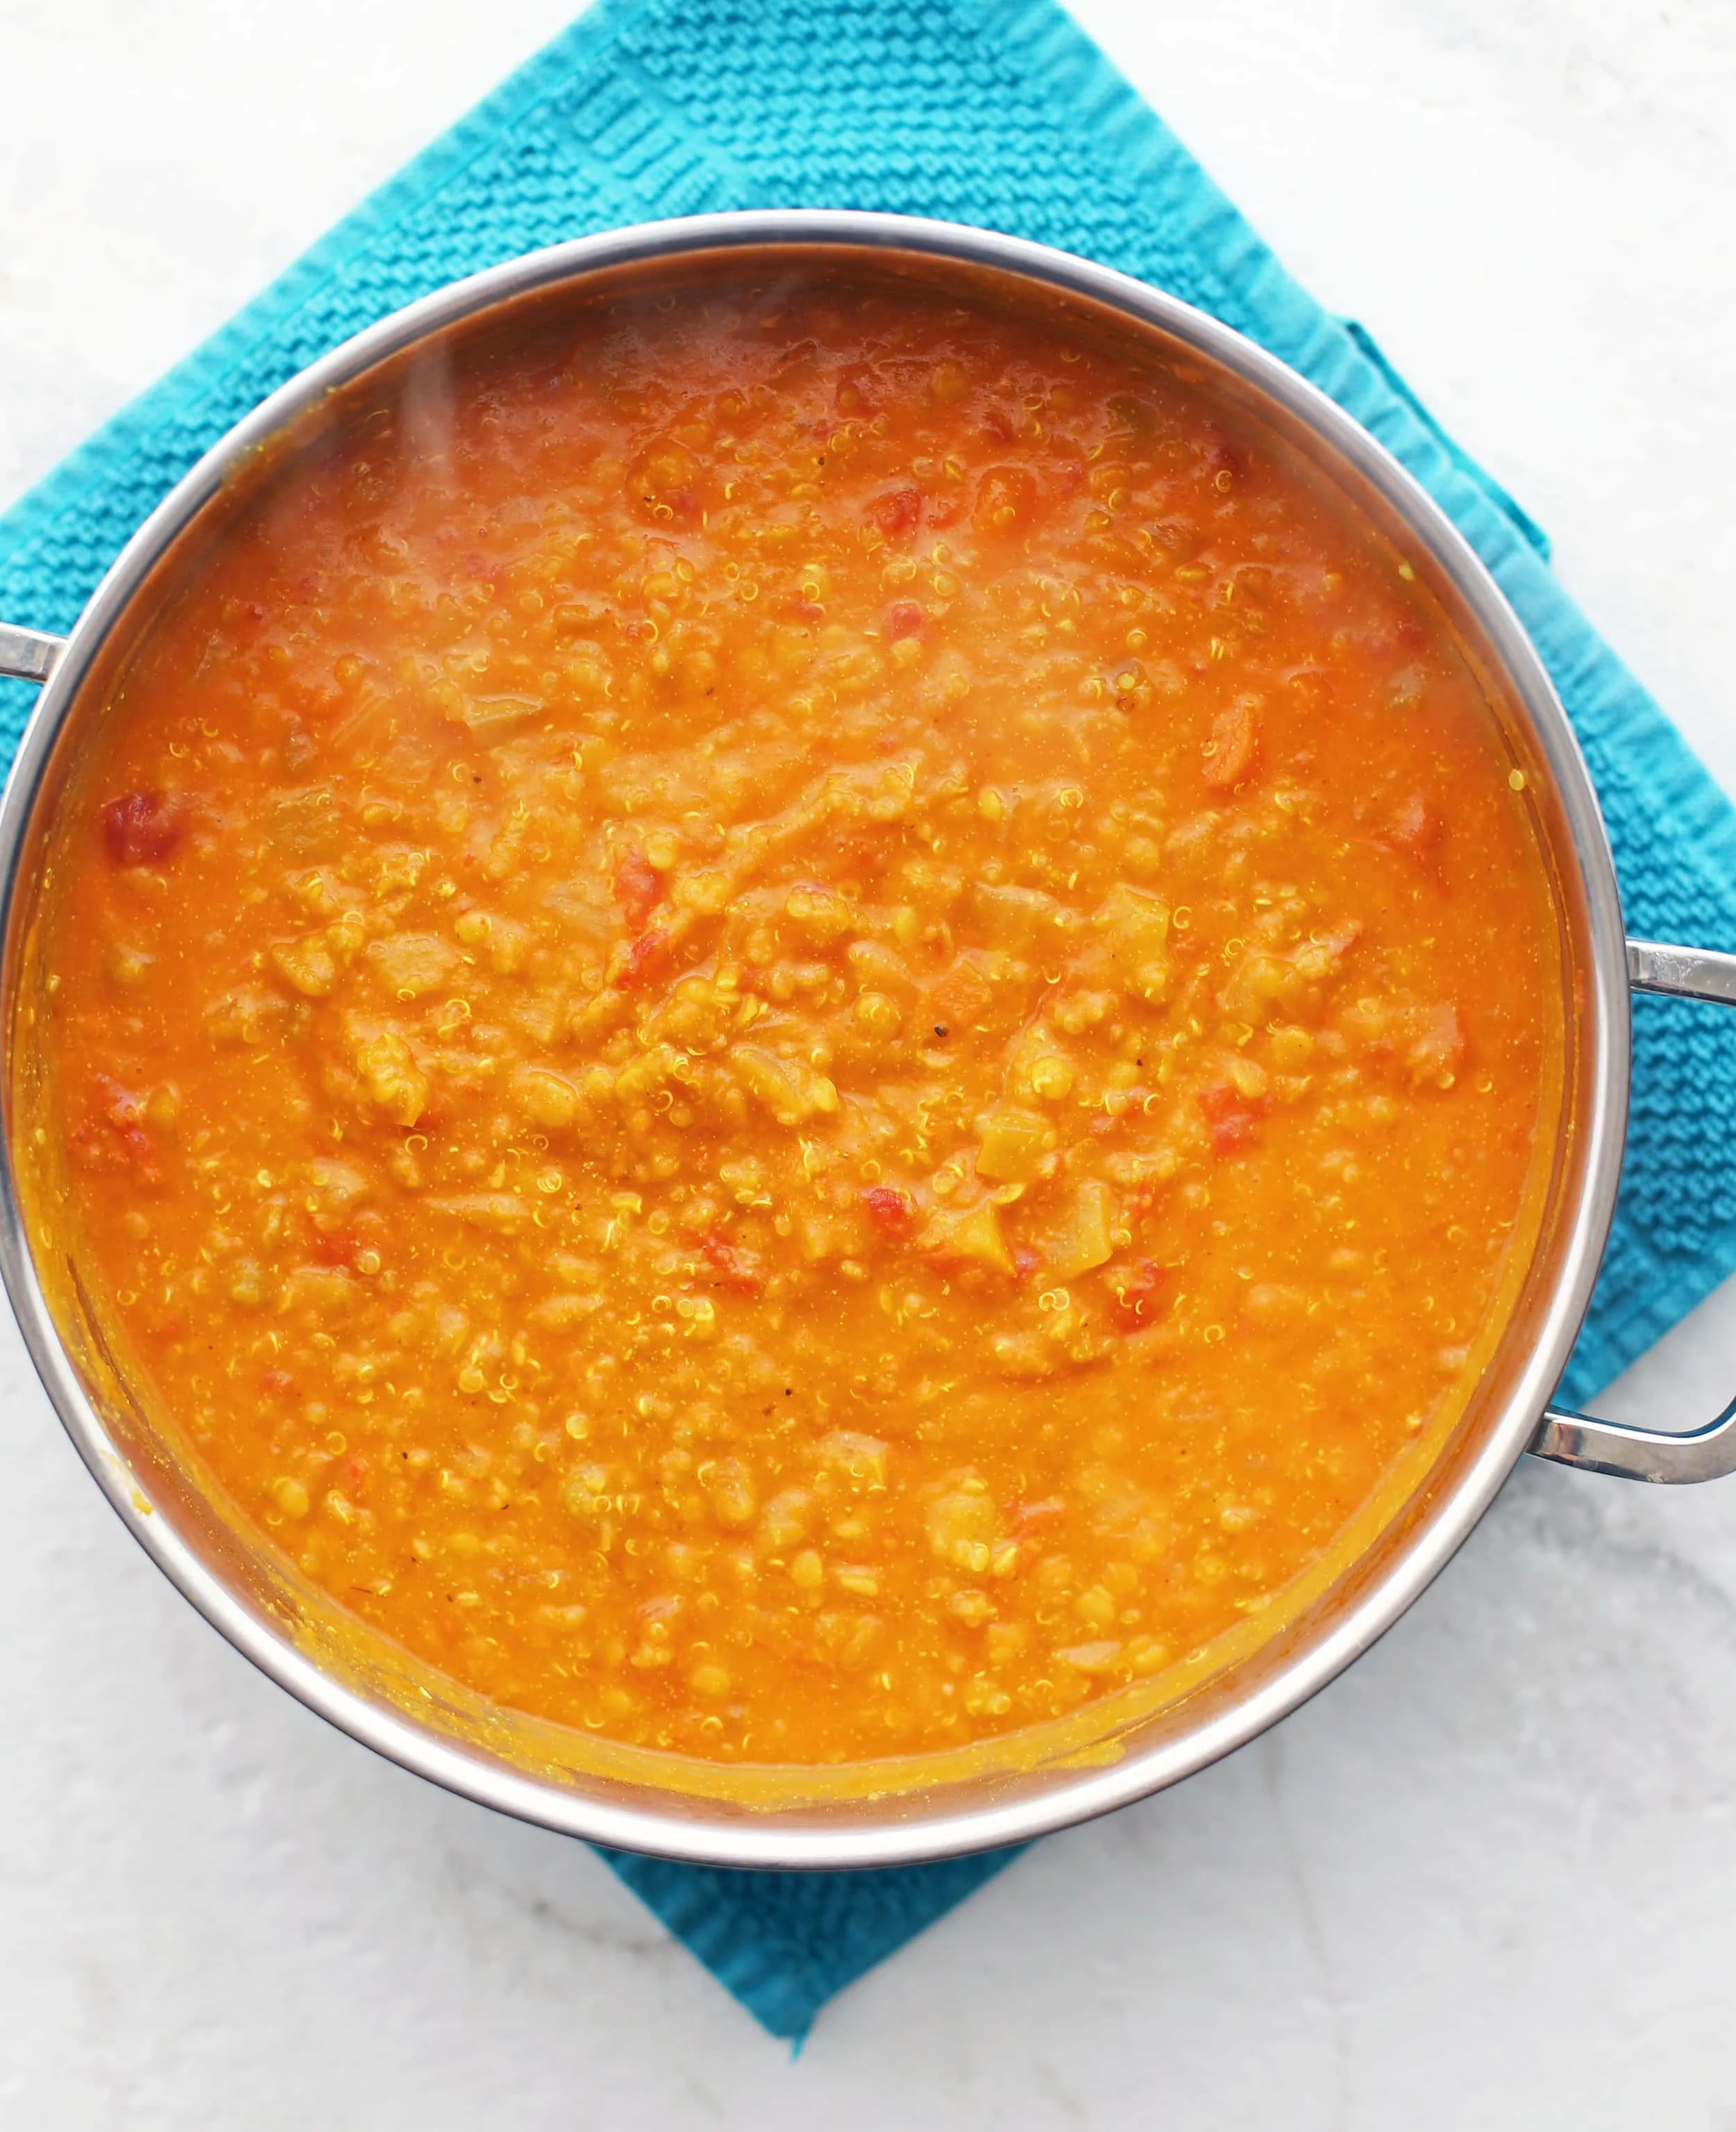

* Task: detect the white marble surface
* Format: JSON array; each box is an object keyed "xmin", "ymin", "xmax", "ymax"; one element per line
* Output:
[{"xmin": 3, "ymin": 1, "xmax": 1736, "ymax": 2122}]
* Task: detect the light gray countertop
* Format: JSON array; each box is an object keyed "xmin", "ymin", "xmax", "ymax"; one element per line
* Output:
[{"xmin": 3, "ymin": 2, "xmax": 1735, "ymax": 2123}]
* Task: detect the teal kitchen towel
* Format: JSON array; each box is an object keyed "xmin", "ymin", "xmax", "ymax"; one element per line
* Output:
[{"xmin": 5, "ymin": 0, "xmax": 1735, "ymax": 2043}]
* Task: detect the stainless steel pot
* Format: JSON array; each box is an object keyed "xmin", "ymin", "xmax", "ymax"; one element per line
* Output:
[{"xmin": 2, "ymin": 210, "xmax": 1733, "ymax": 1870}]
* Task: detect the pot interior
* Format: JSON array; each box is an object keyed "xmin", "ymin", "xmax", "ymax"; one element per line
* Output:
[{"xmin": 0, "ymin": 228, "xmax": 1622, "ymax": 1863}]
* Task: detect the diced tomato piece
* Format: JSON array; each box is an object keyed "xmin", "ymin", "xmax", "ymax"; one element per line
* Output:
[
  {"xmin": 869, "ymin": 485, "xmax": 921, "ymax": 541},
  {"xmin": 74, "ymin": 1074, "xmax": 160, "ymax": 1182},
  {"xmin": 699, "ymin": 1231, "xmax": 763, "ymax": 1294},
  {"xmin": 260, "ymin": 1369, "xmax": 297, "ymax": 1399},
  {"xmin": 1199, "ymin": 1081, "xmax": 1267, "ymax": 1155},
  {"xmin": 613, "ymin": 849, "xmax": 665, "ymax": 931},
  {"xmin": 309, "ymin": 1224, "xmax": 363, "ymax": 1270},
  {"xmin": 885, "ymin": 600, "xmax": 924, "ymax": 643},
  {"xmin": 1012, "ymin": 1242, "xmax": 1045, "ymax": 1283},
  {"xmin": 864, "ymin": 1185, "xmax": 918, "ymax": 1241},
  {"xmin": 101, "ymin": 789, "xmax": 182, "ymax": 867},
  {"xmin": 621, "ymin": 928, "xmax": 674, "ymax": 988},
  {"xmin": 1109, "ymin": 1258, "xmax": 1167, "ymax": 1333},
  {"xmin": 340, "ymin": 1453, "xmax": 368, "ymax": 1496}
]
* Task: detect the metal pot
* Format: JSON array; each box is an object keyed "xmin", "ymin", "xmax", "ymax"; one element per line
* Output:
[{"xmin": 1, "ymin": 210, "xmax": 1732, "ymax": 1869}]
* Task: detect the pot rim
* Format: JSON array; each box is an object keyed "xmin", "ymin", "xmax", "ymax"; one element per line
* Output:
[{"xmin": 0, "ymin": 209, "xmax": 1631, "ymax": 1867}]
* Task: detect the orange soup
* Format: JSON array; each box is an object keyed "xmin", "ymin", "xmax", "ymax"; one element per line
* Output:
[{"xmin": 24, "ymin": 265, "xmax": 1560, "ymax": 1765}]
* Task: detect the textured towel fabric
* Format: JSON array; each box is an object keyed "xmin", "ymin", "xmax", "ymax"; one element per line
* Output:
[{"xmin": 5, "ymin": 0, "xmax": 1736, "ymax": 2044}]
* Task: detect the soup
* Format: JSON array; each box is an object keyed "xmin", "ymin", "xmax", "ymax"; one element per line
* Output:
[{"xmin": 23, "ymin": 265, "xmax": 1560, "ymax": 1765}]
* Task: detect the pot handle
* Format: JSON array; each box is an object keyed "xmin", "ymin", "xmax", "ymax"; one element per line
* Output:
[
  {"xmin": 1529, "ymin": 938, "xmax": 1736, "ymax": 1482},
  {"xmin": 0, "ymin": 623, "xmax": 67, "ymax": 685}
]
